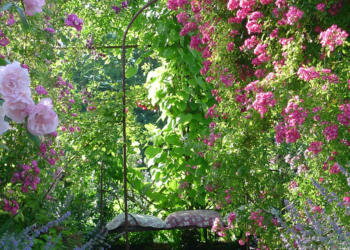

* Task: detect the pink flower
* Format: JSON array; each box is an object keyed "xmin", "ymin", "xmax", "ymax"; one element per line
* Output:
[
  {"xmin": 27, "ymin": 98, "xmax": 59, "ymax": 136},
  {"xmin": 3, "ymin": 93, "xmax": 35, "ymax": 123},
  {"xmin": 22, "ymin": 64, "xmax": 30, "ymax": 72},
  {"xmin": 45, "ymin": 28, "xmax": 55, "ymax": 33},
  {"xmin": 64, "ymin": 14, "xmax": 84, "ymax": 32},
  {"xmin": 68, "ymin": 83, "xmax": 74, "ymax": 89},
  {"xmin": 0, "ymin": 37, "xmax": 10, "ymax": 47},
  {"xmin": 69, "ymin": 126, "xmax": 75, "ymax": 132},
  {"xmin": 51, "ymin": 131, "xmax": 57, "ymax": 137},
  {"xmin": 0, "ymin": 61, "xmax": 31, "ymax": 99},
  {"xmin": 76, "ymin": 126, "xmax": 81, "ymax": 132},
  {"xmin": 239, "ymin": 239, "xmax": 244, "ymax": 245},
  {"xmin": 316, "ymin": 3, "xmax": 325, "ymax": 12},
  {"xmin": 343, "ymin": 196, "xmax": 350, "ymax": 206},
  {"xmin": 7, "ymin": 17, "xmax": 15, "ymax": 26},
  {"xmin": 61, "ymin": 126, "xmax": 66, "ymax": 132},
  {"xmin": 23, "ymin": 0, "xmax": 46, "ymax": 16},
  {"xmin": 48, "ymin": 158, "xmax": 55, "ymax": 165}
]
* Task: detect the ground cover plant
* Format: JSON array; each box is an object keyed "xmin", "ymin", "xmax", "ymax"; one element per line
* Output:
[{"xmin": 0, "ymin": 0, "xmax": 350, "ymax": 249}]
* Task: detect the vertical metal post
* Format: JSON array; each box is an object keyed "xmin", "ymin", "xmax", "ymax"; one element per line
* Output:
[{"xmin": 122, "ymin": 1, "xmax": 158, "ymax": 249}]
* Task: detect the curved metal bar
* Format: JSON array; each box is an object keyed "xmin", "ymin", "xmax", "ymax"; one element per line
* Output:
[{"xmin": 122, "ymin": 0, "xmax": 158, "ymax": 249}]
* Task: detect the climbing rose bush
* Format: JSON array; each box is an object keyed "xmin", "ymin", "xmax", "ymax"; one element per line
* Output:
[{"xmin": 167, "ymin": 0, "xmax": 350, "ymax": 248}]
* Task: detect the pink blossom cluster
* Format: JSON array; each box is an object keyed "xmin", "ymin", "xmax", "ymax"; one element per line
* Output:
[
  {"xmin": 278, "ymin": 37, "xmax": 294, "ymax": 47},
  {"xmin": 246, "ymin": 21, "xmax": 262, "ymax": 34},
  {"xmin": 0, "ymin": 62, "xmax": 59, "ymax": 136},
  {"xmin": 250, "ymin": 211, "xmax": 264, "ymax": 227},
  {"xmin": 200, "ymin": 60, "xmax": 212, "ymax": 75},
  {"xmin": 202, "ymin": 131, "xmax": 222, "ymax": 147},
  {"xmin": 329, "ymin": 163, "xmax": 340, "ymax": 174},
  {"xmin": 220, "ymin": 72, "xmax": 234, "ymax": 87},
  {"xmin": 328, "ymin": 2, "xmax": 342, "ymax": 16},
  {"xmin": 212, "ymin": 217, "xmax": 227, "ymax": 236},
  {"xmin": 254, "ymin": 69, "xmax": 266, "ymax": 78},
  {"xmin": 338, "ymin": 104, "xmax": 350, "ymax": 126},
  {"xmin": 0, "ymin": 29, "xmax": 10, "ymax": 47},
  {"xmin": 285, "ymin": 6, "xmax": 304, "ymax": 25},
  {"xmin": 254, "ymin": 43, "xmax": 268, "ymax": 55},
  {"xmin": 297, "ymin": 66, "xmax": 320, "ymax": 81},
  {"xmin": 167, "ymin": 0, "xmax": 189, "ymax": 11},
  {"xmin": 323, "ymin": 124, "xmax": 338, "ymax": 140},
  {"xmin": 11, "ymin": 161, "xmax": 41, "ymax": 192},
  {"xmin": 3, "ymin": 199, "xmax": 19, "ymax": 215},
  {"xmin": 319, "ymin": 25, "xmax": 349, "ymax": 52},
  {"xmin": 275, "ymin": 100, "xmax": 308, "ymax": 144},
  {"xmin": 206, "ymin": 104, "xmax": 219, "ymax": 119},
  {"xmin": 177, "ymin": 11, "xmax": 189, "ymax": 25},
  {"xmin": 249, "ymin": 11, "xmax": 264, "ymax": 21},
  {"xmin": 260, "ymin": 0, "xmax": 273, "ymax": 4},
  {"xmin": 64, "ymin": 14, "xmax": 84, "ymax": 32},
  {"xmin": 180, "ymin": 22, "xmax": 198, "ymax": 36},
  {"xmin": 240, "ymin": 35, "xmax": 260, "ymax": 51},
  {"xmin": 190, "ymin": 35, "xmax": 201, "ymax": 50},
  {"xmin": 245, "ymin": 80, "xmax": 261, "ymax": 93},
  {"xmin": 178, "ymin": 180, "xmax": 189, "ymax": 189},
  {"xmin": 308, "ymin": 141, "xmax": 323, "ymax": 155},
  {"xmin": 252, "ymin": 92, "xmax": 276, "ymax": 118}
]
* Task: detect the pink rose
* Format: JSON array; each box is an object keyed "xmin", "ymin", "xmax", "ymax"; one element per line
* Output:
[
  {"xmin": 27, "ymin": 98, "xmax": 59, "ymax": 136},
  {"xmin": 3, "ymin": 93, "xmax": 34, "ymax": 123},
  {"xmin": 23, "ymin": 0, "xmax": 46, "ymax": 16},
  {"xmin": 0, "ymin": 61, "xmax": 31, "ymax": 100},
  {"xmin": 316, "ymin": 3, "xmax": 325, "ymax": 12},
  {"xmin": 0, "ymin": 106, "xmax": 9, "ymax": 135}
]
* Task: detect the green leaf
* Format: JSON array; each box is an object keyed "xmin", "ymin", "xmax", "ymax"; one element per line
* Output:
[
  {"xmin": 27, "ymin": 130, "xmax": 41, "ymax": 148},
  {"xmin": 15, "ymin": 6, "xmax": 30, "ymax": 32},
  {"xmin": 125, "ymin": 66, "xmax": 138, "ymax": 78},
  {"xmin": 175, "ymin": 101, "xmax": 186, "ymax": 112},
  {"xmin": 0, "ymin": 143, "xmax": 7, "ymax": 149},
  {"xmin": 145, "ymin": 146, "xmax": 161, "ymax": 159},
  {"xmin": 0, "ymin": 58, "xmax": 6, "ymax": 66},
  {"xmin": 162, "ymin": 48, "xmax": 175, "ymax": 58},
  {"xmin": 178, "ymin": 48, "xmax": 184, "ymax": 57},
  {"xmin": 135, "ymin": 57, "xmax": 143, "ymax": 65},
  {"xmin": 176, "ymin": 113, "xmax": 192, "ymax": 125},
  {"xmin": 197, "ymin": 197, "xmax": 206, "ymax": 206},
  {"xmin": 188, "ymin": 189, "xmax": 196, "ymax": 198},
  {"xmin": 177, "ymin": 91, "xmax": 189, "ymax": 102},
  {"xmin": 195, "ymin": 77, "xmax": 206, "ymax": 90},
  {"xmin": 164, "ymin": 135, "xmax": 180, "ymax": 145},
  {"xmin": 0, "ymin": 3, "xmax": 14, "ymax": 12}
]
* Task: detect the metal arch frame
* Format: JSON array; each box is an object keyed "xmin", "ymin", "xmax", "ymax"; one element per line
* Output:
[{"xmin": 122, "ymin": 0, "xmax": 159, "ymax": 249}]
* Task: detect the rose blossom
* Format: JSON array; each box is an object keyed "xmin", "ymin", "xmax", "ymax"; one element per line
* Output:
[
  {"xmin": 3, "ymin": 93, "xmax": 34, "ymax": 123},
  {"xmin": 0, "ymin": 61, "xmax": 31, "ymax": 99},
  {"xmin": 316, "ymin": 3, "xmax": 325, "ymax": 12},
  {"xmin": 23, "ymin": 0, "xmax": 46, "ymax": 16},
  {"xmin": 27, "ymin": 98, "xmax": 59, "ymax": 136},
  {"xmin": 0, "ymin": 106, "xmax": 9, "ymax": 135}
]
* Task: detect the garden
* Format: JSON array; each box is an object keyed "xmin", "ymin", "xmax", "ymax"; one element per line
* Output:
[{"xmin": 0, "ymin": 0, "xmax": 350, "ymax": 249}]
